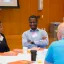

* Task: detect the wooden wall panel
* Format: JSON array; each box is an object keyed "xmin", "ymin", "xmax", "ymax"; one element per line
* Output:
[
  {"xmin": 63, "ymin": 0, "xmax": 64, "ymax": 17},
  {"xmin": 1, "ymin": 0, "xmax": 63, "ymax": 34},
  {"xmin": 49, "ymin": 0, "xmax": 63, "ymax": 22},
  {"xmin": 5, "ymin": 35, "xmax": 22, "ymax": 50},
  {"xmin": 0, "ymin": 0, "xmax": 63, "ymax": 50},
  {"xmin": 1, "ymin": 0, "xmax": 30, "ymax": 35},
  {"xmin": 0, "ymin": 0, "xmax": 30, "ymax": 50}
]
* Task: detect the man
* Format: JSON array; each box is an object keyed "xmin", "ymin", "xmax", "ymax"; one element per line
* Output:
[
  {"xmin": 0, "ymin": 21, "xmax": 10, "ymax": 52},
  {"xmin": 22, "ymin": 15, "xmax": 49, "ymax": 49},
  {"xmin": 45, "ymin": 22, "xmax": 64, "ymax": 64}
]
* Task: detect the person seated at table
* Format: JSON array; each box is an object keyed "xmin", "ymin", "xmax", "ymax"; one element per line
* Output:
[
  {"xmin": 22, "ymin": 15, "xmax": 49, "ymax": 49},
  {"xmin": 44, "ymin": 22, "xmax": 64, "ymax": 64},
  {"xmin": 0, "ymin": 21, "xmax": 10, "ymax": 52}
]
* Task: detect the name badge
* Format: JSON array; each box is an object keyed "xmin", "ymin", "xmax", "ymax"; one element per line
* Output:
[
  {"xmin": 0, "ymin": 35, "xmax": 4, "ymax": 41},
  {"xmin": 32, "ymin": 32, "xmax": 38, "ymax": 38}
]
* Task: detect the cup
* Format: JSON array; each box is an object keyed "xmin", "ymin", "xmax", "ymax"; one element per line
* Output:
[
  {"xmin": 23, "ymin": 47, "xmax": 28, "ymax": 54},
  {"xmin": 30, "ymin": 50, "xmax": 37, "ymax": 61},
  {"xmin": 36, "ymin": 51, "xmax": 43, "ymax": 63}
]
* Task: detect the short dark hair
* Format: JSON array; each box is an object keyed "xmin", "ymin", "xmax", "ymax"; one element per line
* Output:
[{"xmin": 29, "ymin": 15, "xmax": 38, "ymax": 22}]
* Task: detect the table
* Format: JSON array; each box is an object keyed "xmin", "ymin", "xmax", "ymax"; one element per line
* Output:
[{"xmin": 0, "ymin": 49, "xmax": 48, "ymax": 64}]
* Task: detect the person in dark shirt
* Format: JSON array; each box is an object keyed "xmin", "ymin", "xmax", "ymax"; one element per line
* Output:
[{"xmin": 0, "ymin": 21, "xmax": 10, "ymax": 52}]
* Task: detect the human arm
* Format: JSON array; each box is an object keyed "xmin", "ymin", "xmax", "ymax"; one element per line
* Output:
[
  {"xmin": 22, "ymin": 33, "xmax": 37, "ymax": 49},
  {"xmin": 44, "ymin": 44, "xmax": 54, "ymax": 64},
  {"xmin": 34, "ymin": 30, "xmax": 49, "ymax": 47}
]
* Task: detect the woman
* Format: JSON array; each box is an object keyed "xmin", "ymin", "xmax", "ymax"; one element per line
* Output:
[{"xmin": 0, "ymin": 21, "xmax": 10, "ymax": 52}]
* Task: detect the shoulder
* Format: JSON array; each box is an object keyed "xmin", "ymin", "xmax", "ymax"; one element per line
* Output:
[
  {"xmin": 49, "ymin": 40, "xmax": 59, "ymax": 48},
  {"xmin": 38, "ymin": 28, "xmax": 47, "ymax": 33},
  {"xmin": 52, "ymin": 40, "xmax": 64, "ymax": 46},
  {"xmin": 47, "ymin": 40, "xmax": 62, "ymax": 55},
  {"xmin": 22, "ymin": 30, "xmax": 30, "ymax": 35},
  {"xmin": 38, "ymin": 28, "xmax": 48, "ymax": 36}
]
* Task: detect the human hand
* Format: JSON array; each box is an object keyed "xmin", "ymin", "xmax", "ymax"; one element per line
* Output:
[
  {"xmin": 28, "ymin": 40, "xmax": 34, "ymax": 44},
  {"xmin": 29, "ymin": 41, "xmax": 35, "ymax": 44},
  {"xmin": 42, "ymin": 36, "xmax": 47, "ymax": 40},
  {"xmin": 31, "ymin": 47, "xmax": 40, "ymax": 50}
]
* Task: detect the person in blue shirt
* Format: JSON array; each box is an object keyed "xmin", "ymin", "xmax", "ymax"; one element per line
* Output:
[
  {"xmin": 22, "ymin": 15, "xmax": 49, "ymax": 49},
  {"xmin": 45, "ymin": 22, "xmax": 64, "ymax": 64}
]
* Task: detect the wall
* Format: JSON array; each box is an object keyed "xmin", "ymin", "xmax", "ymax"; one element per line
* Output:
[
  {"xmin": 49, "ymin": 0, "xmax": 63, "ymax": 22},
  {"xmin": 0, "ymin": 0, "xmax": 63, "ymax": 50}
]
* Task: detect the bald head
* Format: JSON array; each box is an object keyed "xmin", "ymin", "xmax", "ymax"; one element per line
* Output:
[{"xmin": 57, "ymin": 22, "xmax": 64, "ymax": 40}]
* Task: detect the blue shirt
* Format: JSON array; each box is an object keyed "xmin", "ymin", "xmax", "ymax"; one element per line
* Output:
[
  {"xmin": 45, "ymin": 38, "xmax": 64, "ymax": 64},
  {"xmin": 22, "ymin": 28, "xmax": 49, "ymax": 49}
]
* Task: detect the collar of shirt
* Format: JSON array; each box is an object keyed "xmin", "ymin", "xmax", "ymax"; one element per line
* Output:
[
  {"xmin": 62, "ymin": 37, "xmax": 64, "ymax": 40},
  {"xmin": 30, "ymin": 28, "xmax": 39, "ymax": 32}
]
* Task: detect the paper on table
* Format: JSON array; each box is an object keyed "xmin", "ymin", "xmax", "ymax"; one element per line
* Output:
[{"xmin": 3, "ymin": 0, "xmax": 11, "ymax": 2}]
